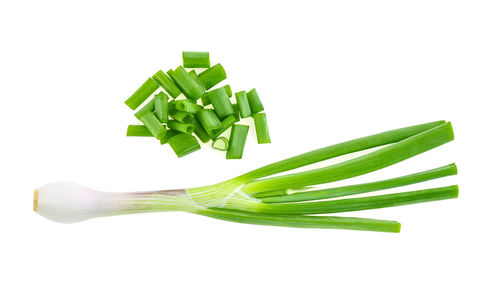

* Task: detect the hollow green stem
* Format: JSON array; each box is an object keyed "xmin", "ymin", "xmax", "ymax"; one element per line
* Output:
[
  {"xmin": 212, "ymin": 137, "xmax": 229, "ymax": 151},
  {"xmin": 183, "ymin": 51, "xmax": 210, "ymax": 68},
  {"xmin": 170, "ymin": 66, "xmax": 205, "ymax": 100},
  {"xmin": 208, "ymin": 87, "xmax": 234, "ymax": 119},
  {"xmin": 198, "ymin": 64, "xmax": 226, "ymax": 90},
  {"xmin": 154, "ymin": 92, "xmax": 169, "ymax": 123},
  {"xmin": 167, "ymin": 120, "xmax": 195, "ymax": 134},
  {"xmin": 235, "ymin": 91, "xmax": 252, "ymax": 118},
  {"xmin": 247, "ymin": 88, "xmax": 264, "ymax": 114},
  {"xmin": 253, "ymin": 113, "xmax": 271, "ymax": 144},
  {"xmin": 168, "ymin": 133, "xmax": 200, "ymax": 157},
  {"xmin": 227, "ymin": 124, "xmax": 249, "ymax": 159},
  {"xmin": 124, "ymin": 78, "xmax": 159, "ymax": 110},
  {"xmin": 192, "ymin": 118, "xmax": 211, "ymax": 143},
  {"xmin": 260, "ymin": 163, "xmax": 457, "ymax": 203},
  {"xmin": 138, "ymin": 112, "xmax": 166, "ymax": 140},
  {"xmin": 126, "ymin": 125, "xmax": 153, "ymax": 137},
  {"xmin": 152, "ymin": 70, "xmax": 182, "ymax": 99},
  {"xmin": 197, "ymin": 109, "xmax": 221, "ymax": 132},
  {"xmin": 170, "ymin": 111, "xmax": 194, "ymax": 124}
]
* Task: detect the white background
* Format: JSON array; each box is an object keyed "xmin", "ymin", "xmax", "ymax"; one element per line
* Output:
[{"xmin": 0, "ymin": 1, "xmax": 498, "ymax": 304}]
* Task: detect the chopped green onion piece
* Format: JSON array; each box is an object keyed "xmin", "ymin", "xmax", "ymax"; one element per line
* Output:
[
  {"xmin": 259, "ymin": 163, "xmax": 458, "ymax": 203},
  {"xmin": 212, "ymin": 137, "xmax": 229, "ymax": 151},
  {"xmin": 168, "ymin": 133, "xmax": 201, "ymax": 157},
  {"xmin": 188, "ymin": 70, "xmax": 205, "ymax": 90},
  {"xmin": 235, "ymin": 91, "xmax": 252, "ymax": 118},
  {"xmin": 207, "ymin": 87, "xmax": 234, "ymax": 119},
  {"xmin": 182, "ymin": 51, "xmax": 210, "ymax": 68},
  {"xmin": 226, "ymin": 124, "xmax": 249, "ymax": 159},
  {"xmin": 198, "ymin": 64, "xmax": 226, "ymax": 90},
  {"xmin": 209, "ymin": 114, "xmax": 238, "ymax": 139},
  {"xmin": 152, "ymin": 70, "xmax": 182, "ymax": 99},
  {"xmin": 232, "ymin": 104, "xmax": 240, "ymax": 122},
  {"xmin": 247, "ymin": 88, "xmax": 264, "ymax": 114},
  {"xmin": 170, "ymin": 66, "xmax": 205, "ymax": 100},
  {"xmin": 134, "ymin": 98, "xmax": 156, "ymax": 119},
  {"xmin": 167, "ymin": 120, "xmax": 195, "ymax": 134},
  {"xmin": 253, "ymin": 113, "xmax": 271, "ymax": 144},
  {"xmin": 160, "ymin": 129, "xmax": 180, "ymax": 145},
  {"xmin": 224, "ymin": 84, "xmax": 232, "ymax": 97},
  {"xmin": 170, "ymin": 111, "xmax": 194, "ymax": 123},
  {"xmin": 192, "ymin": 118, "xmax": 211, "ymax": 143},
  {"xmin": 126, "ymin": 125, "xmax": 153, "ymax": 137},
  {"xmin": 124, "ymin": 78, "xmax": 159, "ymax": 110},
  {"xmin": 196, "ymin": 109, "xmax": 221, "ymax": 132},
  {"xmin": 201, "ymin": 94, "xmax": 211, "ymax": 106},
  {"xmin": 138, "ymin": 112, "xmax": 166, "ymax": 140},
  {"xmin": 175, "ymin": 99, "xmax": 203, "ymax": 114},
  {"xmin": 153, "ymin": 92, "xmax": 169, "ymax": 123}
]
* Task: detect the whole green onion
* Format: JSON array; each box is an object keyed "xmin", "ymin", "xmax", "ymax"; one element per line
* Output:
[
  {"xmin": 124, "ymin": 78, "xmax": 159, "ymax": 110},
  {"xmin": 152, "ymin": 70, "xmax": 182, "ymax": 99},
  {"xmin": 138, "ymin": 112, "xmax": 166, "ymax": 140},
  {"xmin": 207, "ymin": 87, "xmax": 234, "ymax": 119},
  {"xmin": 196, "ymin": 109, "xmax": 221, "ymax": 132},
  {"xmin": 183, "ymin": 51, "xmax": 210, "ymax": 68},
  {"xmin": 247, "ymin": 88, "xmax": 264, "ymax": 114},
  {"xmin": 167, "ymin": 120, "xmax": 195, "ymax": 134},
  {"xmin": 253, "ymin": 113, "xmax": 271, "ymax": 144},
  {"xmin": 170, "ymin": 66, "xmax": 205, "ymax": 100},
  {"xmin": 198, "ymin": 64, "xmax": 226, "ymax": 90},
  {"xmin": 168, "ymin": 133, "xmax": 201, "ymax": 157},
  {"xmin": 153, "ymin": 92, "xmax": 169, "ymax": 123},
  {"xmin": 226, "ymin": 124, "xmax": 249, "ymax": 159},
  {"xmin": 126, "ymin": 125, "xmax": 153, "ymax": 137}
]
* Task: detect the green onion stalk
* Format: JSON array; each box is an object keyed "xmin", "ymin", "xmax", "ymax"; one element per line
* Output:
[{"xmin": 34, "ymin": 121, "xmax": 458, "ymax": 233}]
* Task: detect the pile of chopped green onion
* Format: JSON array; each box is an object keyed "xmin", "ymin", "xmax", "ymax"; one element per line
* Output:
[
  {"xmin": 124, "ymin": 51, "xmax": 270, "ymax": 158},
  {"xmin": 34, "ymin": 121, "xmax": 458, "ymax": 233}
]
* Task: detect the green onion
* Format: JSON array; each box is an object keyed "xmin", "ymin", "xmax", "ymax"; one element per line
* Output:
[
  {"xmin": 241, "ymin": 121, "xmax": 454, "ymax": 194},
  {"xmin": 196, "ymin": 109, "xmax": 221, "ymax": 132},
  {"xmin": 226, "ymin": 124, "xmax": 249, "ymax": 159},
  {"xmin": 247, "ymin": 88, "xmax": 264, "ymax": 114},
  {"xmin": 260, "ymin": 164, "xmax": 457, "ymax": 203},
  {"xmin": 209, "ymin": 114, "xmax": 238, "ymax": 139},
  {"xmin": 183, "ymin": 51, "xmax": 210, "ymax": 68},
  {"xmin": 235, "ymin": 91, "xmax": 252, "ymax": 118},
  {"xmin": 232, "ymin": 104, "xmax": 240, "ymax": 122},
  {"xmin": 174, "ymin": 99, "xmax": 203, "ymax": 114},
  {"xmin": 126, "ymin": 125, "xmax": 153, "ymax": 137},
  {"xmin": 134, "ymin": 98, "xmax": 156, "ymax": 119},
  {"xmin": 188, "ymin": 70, "xmax": 205, "ymax": 90},
  {"xmin": 124, "ymin": 78, "xmax": 159, "ymax": 110},
  {"xmin": 138, "ymin": 112, "xmax": 166, "ymax": 140},
  {"xmin": 152, "ymin": 70, "xmax": 182, "ymax": 99},
  {"xmin": 170, "ymin": 66, "xmax": 205, "ymax": 100},
  {"xmin": 253, "ymin": 113, "xmax": 271, "ymax": 144},
  {"xmin": 160, "ymin": 129, "xmax": 180, "ymax": 144},
  {"xmin": 212, "ymin": 137, "xmax": 229, "ymax": 151},
  {"xmin": 207, "ymin": 87, "xmax": 234, "ymax": 119},
  {"xmin": 224, "ymin": 84, "xmax": 232, "ymax": 97},
  {"xmin": 170, "ymin": 111, "xmax": 194, "ymax": 123},
  {"xmin": 167, "ymin": 120, "xmax": 195, "ymax": 134},
  {"xmin": 153, "ymin": 92, "xmax": 169, "ymax": 123},
  {"xmin": 192, "ymin": 118, "xmax": 211, "ymax": 143},
  {"xmin": 198, "ymin": 64, "xmax": 226, "ymax": 90},
  {"xmin": 201, "ymin": 94, "xmax": 211, "ymax": 106},
  {"xmin": 168, "ymin": 133, "xmax": 201, "ymax": 157}
]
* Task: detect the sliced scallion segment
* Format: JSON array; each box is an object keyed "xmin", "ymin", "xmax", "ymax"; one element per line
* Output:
[
  {"xmin": 235, "ymin": 91, "xmax": 252, "ymax": 118},
  {"xmin": 192, "ymin": 118, "xmax": 211, "ymax": 143},
  {"xmin": 124, "ymin": 78, "xmax": 159, "ymax": 110},
  {"xmin": 226, "ymin": 124, "xmax": 249, "ymax": 159},
  {"xmin": 153, "ymin": 92, "xmax": 169, "ymax": 123},
  {"xmin": 182, "ymin": 51, "xmax": 210, "ymax": 68},
  {"xmin": 201, "ymin": 94, "xmax": 211, "ymax": 106},
  {"xmin": 196, "ymin": 109, "xmax": 221, "ymax": 133},
  {"xmin": 188, "ymin": 70, "xmax": 205, "ymax": 90},
  {"xmin": 253, "ymin": 113, "xmax": 271, "ymax": 144},
  {"xmin": 126, "ymin": 125, "xmax": 153, "ymax": 137},
  {"xmin": 198, "ymin": 64, "xmax": 226, "ymax": 90},
  {"xmin": 134, "ymin": 98, "xmax": 156, "ymax": 119},
  {"xmin": 152, "ymin": 70, "xmax": 182, "ymax": 98},
  {"xmin": 160, "ymin": 129, "xmax": 180, "ymax": 145},
  {"xmin": 167, "ymin": 120, "xmax": 195, "ymax": 134},
  {"xmin": 207, "ymin": 87, "xmax": 234, "ymax": 119},
  {"xmin": 168, "ymin": 133, "xmax": 201, "ymax": 157},
  {"xmin": 247, "ymin": 88, "xmax": 264, "ymax": 114},
  {"xmin": 174, "ymin": 99, "xmax": 203, "ymax": 114},
  {"xmin": 170, "ymin": 111, "xmax": 194, "ymax": 123},
  {"xmin": 170, "ymin": 66, "xmax": 205, "ymax": 100},
  {"xmin": 209, "ymin": 114, "xmax": 238, "ymax": 139},
  {"xmin": 212, "ymin": 137, "xmax": 229, "ymax": 151},
  {"xmin": 224, "ymin": 85, "xmax": 232, "ymax": 97},
  {"xmin": 138, "ymin": 112, "xmax": 166, "ymax": 140}
]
